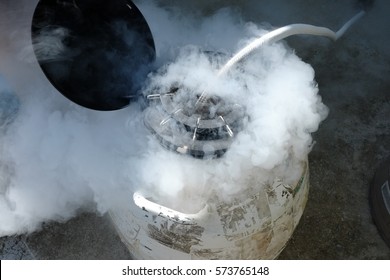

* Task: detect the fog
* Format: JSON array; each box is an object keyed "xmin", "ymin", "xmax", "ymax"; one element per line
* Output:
[{"xmin": 0, "ymin": 0, "xmax": 346, "ymax": 235}]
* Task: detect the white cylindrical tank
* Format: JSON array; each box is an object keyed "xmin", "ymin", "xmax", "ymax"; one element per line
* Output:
[{"xmin": 110, "ymin": 158, "xmax": 309, "ymax": 259}]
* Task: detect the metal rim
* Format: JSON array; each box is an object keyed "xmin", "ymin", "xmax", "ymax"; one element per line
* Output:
[{"xmin": 144, "ymin": 85, "xmax": 247, "ymax": 159}]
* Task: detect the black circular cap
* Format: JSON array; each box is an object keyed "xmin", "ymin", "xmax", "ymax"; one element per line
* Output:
[
  {"xmin": 370, "ymin": 157, "xmax": 390, "ymax": 248},
  {"xmin": 31, "ymin": 0, "xmax": 156, "ymax": 111}
]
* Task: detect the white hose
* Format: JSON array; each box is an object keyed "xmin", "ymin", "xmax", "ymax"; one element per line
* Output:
[{"xmin": 195, "ymin": 10, "xmax": 365, "ymax": 107}]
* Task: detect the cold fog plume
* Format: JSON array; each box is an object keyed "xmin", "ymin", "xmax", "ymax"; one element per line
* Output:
[{"xmin": 0, "ymin": 0, "xmax": 327, "ymax": 235}]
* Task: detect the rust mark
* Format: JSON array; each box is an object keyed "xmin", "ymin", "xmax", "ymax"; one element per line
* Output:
[
  {"xmin": 191, "ymin": 248, "xmax": 224, "ymax": 260},
  {"xmin": 281, "ymin": 189, "xmax": 291, "ymax": 198},
  {"xmin": 131, "ymin": 225, "xmax": 141, "ymax": 241},
  {"xmin": 147, "ymin": 221, "xmax": 204, "ymax": 254},
  {"xmin": 144, "ymin": 245, "xmax": 152, "ymax": 251},
  {"xmin": 293, "ymin": 175, "xmax": 305, "ymax": 197},
  {"xmin": 267, "ymin": 189, "xmax": 276, "ymax": 198},
  {"xmin": 233, "ymin": 229, "xmax": 273, "ymax": 259},
  {"xmin": 217, "ymin": 199, "xmax": 248, "ymax": 234},
  {"xmin": 293, "ymin": 161, "xmax": 308, "ymax": 197},
  {"xmin": 217, "ymin": 188, "xmax": 272, "ymax": 239}
]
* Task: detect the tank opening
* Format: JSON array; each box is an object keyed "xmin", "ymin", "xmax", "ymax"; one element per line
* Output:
[{"xmin": 144, "ymin": 86, "xmax": 247, "ymax": 159}]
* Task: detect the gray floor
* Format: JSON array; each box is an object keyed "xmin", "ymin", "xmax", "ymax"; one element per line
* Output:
[{"xmin": 1, "ymin": 0, "xmax": 389, "ymax": 259}]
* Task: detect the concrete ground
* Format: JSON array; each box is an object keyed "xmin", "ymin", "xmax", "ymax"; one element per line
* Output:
[{"xmin": 1, "ymin": 0, "xmax": 389, "ymax": 259}]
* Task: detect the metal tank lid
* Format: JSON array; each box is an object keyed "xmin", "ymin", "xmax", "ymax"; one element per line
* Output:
[{"xmin": 31, "ymin": 0, "xmax": 156, "ymax": 111}]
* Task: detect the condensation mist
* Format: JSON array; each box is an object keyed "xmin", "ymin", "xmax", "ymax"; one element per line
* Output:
[{"xmin": 0, "ymin": 0, "xmax": 328, "ymax": 236}]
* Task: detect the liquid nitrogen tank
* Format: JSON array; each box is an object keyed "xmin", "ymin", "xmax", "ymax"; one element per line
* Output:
[{"xmin": 109, "ymin": 83, "xmax": 310, "ymax": 259}]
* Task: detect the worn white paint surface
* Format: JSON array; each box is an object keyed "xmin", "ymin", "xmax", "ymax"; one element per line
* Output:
[{"xmin": 110, "ymin": 160, "xmax": 309, "ymax": 259}]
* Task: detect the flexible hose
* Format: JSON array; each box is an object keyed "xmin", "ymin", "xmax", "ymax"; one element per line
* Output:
[
  {"xmin": 218, "ymin": 10, "xmax": 365, "ymax": 76},
  {"xmin": 195, "ymin": 10, "xmax": 365, "ymax": 107}
]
